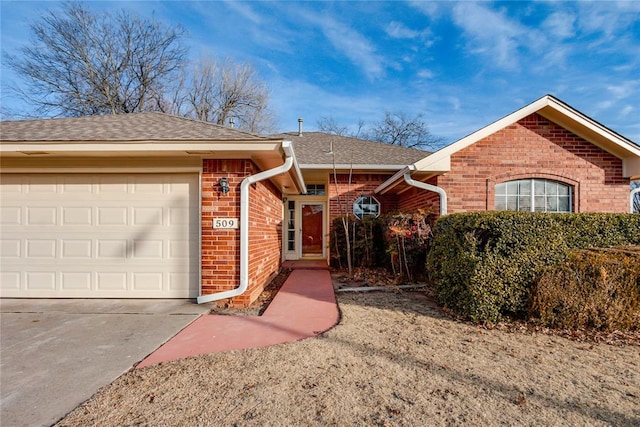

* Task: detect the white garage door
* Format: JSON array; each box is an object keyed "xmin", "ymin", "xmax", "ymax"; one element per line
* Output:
[{"xmin": 0, "ymin": 173, "xmax": 199, "ymax": 298}]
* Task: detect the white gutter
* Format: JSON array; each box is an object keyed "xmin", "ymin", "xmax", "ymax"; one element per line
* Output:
[
  {"xmin": 197, "ymin": 140, "xmax": 301, "ymax": 304},
  {"xmin": 403, "ymin": 166, "xmax": 448, "ymax": 216},
  {"xmin": 631, "ymin": 186, "xmax": 640, "ymax": 214}
]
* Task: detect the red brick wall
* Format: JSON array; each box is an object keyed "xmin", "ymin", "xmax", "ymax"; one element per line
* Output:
[
  {"xmin": 246, "ymin": 163, "xmax": 283, "ymax": 306},
  {"xmin": 398, "ymin": 113, "xmax": 629, "ymax": 214},
  {"xmin": 201, "ymin": 159, "xmax": 282, "ymax": 307},
  {"xmin": 328, "ymin": 173, "xmax": 397, "ymax": 220},
  {"xmin": 398, "ymin": 176, "xmax": 441, "ymax": 213}
]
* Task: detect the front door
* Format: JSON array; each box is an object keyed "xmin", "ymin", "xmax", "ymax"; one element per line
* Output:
[{"xmin": 301, "ymin": 203, "xmax": 324, "ymax": 257}]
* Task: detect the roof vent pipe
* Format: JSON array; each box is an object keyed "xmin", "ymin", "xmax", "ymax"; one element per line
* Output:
[
  {"xmin": 298, "ymin": 118, "xmax": 303, "ymax": 136},
  {"xmin": 229, "ymin": 118, "xmax": 235, "ymax": 128}
]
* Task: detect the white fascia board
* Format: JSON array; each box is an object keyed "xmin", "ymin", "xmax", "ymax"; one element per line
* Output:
[
  {"xmin": 281, "ymin": 140, "xmax": 307, "ymax": 194},
  {"xmin": 541, "ymin": 97, "xmax": 640, "ymax": 157},
  {"xmin": 1, "ymin": 142, "xmax": 282, "ymax": 153},
  {"xmin": 375, "ymin": 166, "xmax": 411, "ymax": 194},
  {"xmin": 414, "ymin": 97, "xmax": 550, "ymax": 171}
]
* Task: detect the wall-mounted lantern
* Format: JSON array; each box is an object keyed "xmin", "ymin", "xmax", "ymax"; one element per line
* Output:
[{"xmin": 219, "ymin": 177, "xmax": 230, "ymax": 195}]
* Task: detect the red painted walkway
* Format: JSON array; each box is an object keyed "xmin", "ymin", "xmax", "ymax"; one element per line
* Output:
[{"xmin": 137, "ymin": 268, "xmax": 339, "ymax": 368}]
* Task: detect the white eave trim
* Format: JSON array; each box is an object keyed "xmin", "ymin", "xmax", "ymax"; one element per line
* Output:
[
  {"xmin": 282, "ymin": 140, "xmax": 307, "ymax": 194},
  {"xmin": 375, "ymin": 166, "xmax": 411, "ymax": 194},
  {"xmin": 0, "ymin": 142, "xmax": 282, "ymax": 154}
]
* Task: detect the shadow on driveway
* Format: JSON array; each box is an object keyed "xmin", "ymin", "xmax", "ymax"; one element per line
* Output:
[{"xmin": 0, "ymin": 299, "xmax": 209, "ymax": 427}]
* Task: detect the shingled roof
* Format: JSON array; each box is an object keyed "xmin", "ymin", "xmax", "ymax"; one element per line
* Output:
[
  {"xmin": 272, "ymin": 132, "xmax": 430, "ymax": 167},
  {"xmin": 0, "ymin": 112, "xmax": 267, "ymax": 142}
]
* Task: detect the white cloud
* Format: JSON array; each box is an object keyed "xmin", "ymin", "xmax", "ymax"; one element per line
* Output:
[
  {"xmin": 607, "ymin": 81, "xmax": 639, "ymax": 100},
  {"xmin": 222, "ymin": 0, "xmax": 263, "ymax": 25},
  {"xmin": 542, "ymin": 11, "xmax": 576, "ymax": 39},
  {"xmin": 451, "ymin": 2, "xmax": 529, "ymax": 69},
  {"xmin": 303, "ymin": 13, "xmax": 385, "ymax": 80},
  {"xmin": 417, "ymin": 69, "xmax": 434, "ymax": 79},
  {"xmin": 385, "ymin": 21, "xmax": 420, "ymax": 39}
]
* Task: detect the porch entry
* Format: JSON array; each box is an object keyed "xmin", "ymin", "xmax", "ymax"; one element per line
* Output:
[{"xmin": 284, "ymin": 199, "xmax": 326, "ymax": 260}]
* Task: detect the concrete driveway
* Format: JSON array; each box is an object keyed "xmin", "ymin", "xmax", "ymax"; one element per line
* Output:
[{"xmin": 0, "ymin": 299, "xmax": 210, "ymax": 427}]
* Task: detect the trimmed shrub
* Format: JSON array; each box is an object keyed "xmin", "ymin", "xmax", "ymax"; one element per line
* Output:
[
  {"xmin": 426, "ymin": 212, "xmax": 640, "ymax": 323},
  {"xmin": 531, "ymin": 248, "xmax": 640, "ymax": 331}
]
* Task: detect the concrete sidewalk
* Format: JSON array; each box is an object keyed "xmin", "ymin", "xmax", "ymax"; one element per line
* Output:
[{"xmin": 138, "ymin": 268, "xmax": 339, "ymax": 368}]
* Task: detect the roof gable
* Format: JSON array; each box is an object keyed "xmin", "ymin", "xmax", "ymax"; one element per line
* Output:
[{"xmin": 413, "ymin": 95, "xmax": 640, "ymax": 178}]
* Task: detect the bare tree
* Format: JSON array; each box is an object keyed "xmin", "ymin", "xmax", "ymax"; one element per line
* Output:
[
  {"xmin": 318, "ymin": 116, "xmax": 350, "ymax": 136},
  {"xmin": 365, "ymin": 111, "xmax": 443, "ymax": 150},
  {"xmin": 163, "ymin": 57, "xmax": 275, "ymax": 132},
  {"xmin": 317, "ymin": 112, "xmax": 441, "ymax": 150},
  {"xmin": 632, "ymin": 180, "xmax": 640, "ymax": 214},
  {"xmin": 5, "ymin": 2, "xmax": 187, "ymax": 117},
  {"xmin": 317, "ymin": 116, "xmax": 365, "ymax": 138}
]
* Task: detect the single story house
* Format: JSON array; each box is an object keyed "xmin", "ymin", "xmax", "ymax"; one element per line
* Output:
[{"xmin": 1, "ymin": 95, "xmax": 639, "ymax": 306}]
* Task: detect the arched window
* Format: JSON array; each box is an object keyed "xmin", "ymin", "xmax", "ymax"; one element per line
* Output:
[
  {"xmin": 495, "ymin": 179, "xmax": 572, "ymax": 213},
  {"xmin": 353, "ymin": 195, "xmax": 380, "ymax": 219}
]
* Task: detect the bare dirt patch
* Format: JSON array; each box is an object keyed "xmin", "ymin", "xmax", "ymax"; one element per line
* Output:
[{"xmin": 57, "ymin": 290, "xmax": 639, "ymax": 426}]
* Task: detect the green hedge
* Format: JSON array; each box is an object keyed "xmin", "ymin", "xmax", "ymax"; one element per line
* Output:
[{"xmin": 426, "ymin": 212, "xmax": 640, "ymax": 323}]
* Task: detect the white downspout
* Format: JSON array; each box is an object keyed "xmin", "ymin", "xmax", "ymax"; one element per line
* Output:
[
  {"xmin": 197, "ymin": 141, "xmax": 297, "ymax": 304},
  {"xmin": 403, "ymin": 167, "xmax": 448, "ymax": 216},
  {"xmin": 631, "ymin": 186, "xmax": 640, "ymax": 214}
]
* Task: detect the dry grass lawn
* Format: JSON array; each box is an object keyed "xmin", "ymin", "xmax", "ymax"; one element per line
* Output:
[{"xmin": 57, "ymin": 291, "xmax": 639, "ymax": 426}]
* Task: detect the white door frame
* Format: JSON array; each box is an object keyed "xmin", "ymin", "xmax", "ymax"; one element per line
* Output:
[{"xmin": 282, "ymin": 196, "xmax": 327, "ymax": 260}]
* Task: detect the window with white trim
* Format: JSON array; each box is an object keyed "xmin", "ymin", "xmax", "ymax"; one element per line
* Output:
[
  {"xmin": 353, "ymin": 195, "xmax": 380, "ymax": 219},
  {"xmin": 305, "ymin": 184, "xmax": 326, "ymax": 195},
  {"xmin": 495, "ymin": 179, "xmax": 572, "ymax": 213}
]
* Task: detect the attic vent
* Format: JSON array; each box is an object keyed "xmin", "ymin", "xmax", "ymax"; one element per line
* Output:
[{"xmin": 298, "ymin": 118, "xmax": 303, "ymax": 136}]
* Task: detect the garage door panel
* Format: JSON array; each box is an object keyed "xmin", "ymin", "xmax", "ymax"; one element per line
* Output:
[
  {"xmin": 61, "ymin": 239, "xmax": 92, "ymax": 258},
  {"xmin": 27, "ymin": 207, "xmax": 57, "ymax": 225},
  {"xmin": 26, "ymin": 240, "xmax": 57, "ymax": 258},
  {"xmin": 1, "ymin": 206, "xmax": 21, "ymax": 225},
  {"xmin": 1, "ymin": 239, "xmax": 21, "ymax": 257},
  {"xmin": 1, "ymin": 173, "xmax": 199, "ymax": 298},
  {"xmin": 26, "ymin": 272, "xmax": 56, "ymax": 290},
  {"xmin": 62, "ymin": 207, "xmax": 93, "ymax": 226},
  {"xmin": 61, "ymin": 272, "xmax": 92, "ymax": 290}
]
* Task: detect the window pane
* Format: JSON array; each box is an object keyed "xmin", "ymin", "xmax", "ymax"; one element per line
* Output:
[
  {"xmin": 495, "ymin": 196, "xmax": 506, "ymax": 210},
  {"xmin": 507, "ymin": 196, "xmax": 518, "ymax": 210},
  {"xmin": 507, "ymin": 181, "xmax": 519, "ymax": 195},
  {"xmin": 547, "ymin": 196, "xmax": 558, "ymax": 212},
  {"xmin": 546, "ymin": 181, "xmax": 559, "ymax": 196},
  {"xmin": 534, "ymin": 180, "xmax": 545, "ymax": 195},
  {"xmin": 353, "ymin": 195, "xmax": 380, "ymax": 219},
  {"xmin": 534, "ymin": 196, "xmax": 545, "ymax": 211},
  {"xmin": 518, "ymin": 195, "xmax": 531, "ymax": 211},
  {"xmin": 558, "ymin": 184, "xmax": 570, "ymax": 195},
  {"xmin": 496, "ymin": 182, "xmax": 506, "ymax": 196},
  {"xmin": 519, "ymin": 180, "xmax": 531, "ymax": 195},
  {"xmin": 558, "ymin": 196, "xmax": 570, "ymax": 212}
]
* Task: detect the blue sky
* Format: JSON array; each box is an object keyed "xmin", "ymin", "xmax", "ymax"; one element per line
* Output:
[{"xmin": 1, "ymin": 1, "xmax": 639, "ymax": 144}]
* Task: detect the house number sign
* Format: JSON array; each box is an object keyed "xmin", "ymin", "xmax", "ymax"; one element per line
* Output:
[{"xmin": 213, "ymin": 218, "xmax": 239, "ymax": 229}]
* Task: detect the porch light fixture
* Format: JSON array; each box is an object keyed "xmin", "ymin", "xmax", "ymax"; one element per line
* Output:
[{"xmin": 219, "ymin": 177, "xmax": 230, "ymax": 194}]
